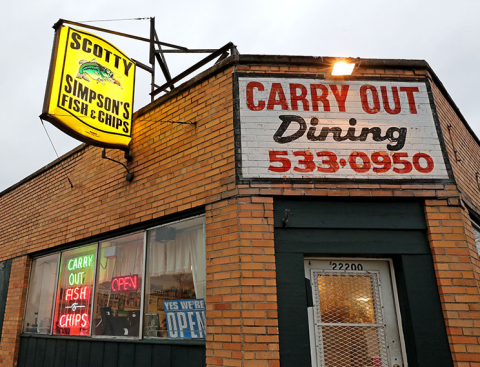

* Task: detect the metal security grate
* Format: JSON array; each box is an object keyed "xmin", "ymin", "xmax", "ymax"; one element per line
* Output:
[{"xmin": 312, "ymin": 271, "xmax": 389, "ymax": 367}]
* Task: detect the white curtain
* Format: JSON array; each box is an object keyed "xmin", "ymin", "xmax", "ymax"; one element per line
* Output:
[
  {"xmin": 149, "ymin": 228, "xmax": 205, "ymax": 298},
  {"xmin": 25, "ymin": 256, "xmax": 58, "ymax": 331},
  {"xmin": 98, "ymin": 244, "xmax": 142, "ymax": 283}
]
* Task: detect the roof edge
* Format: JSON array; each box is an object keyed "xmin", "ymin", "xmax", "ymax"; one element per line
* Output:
[
  {"xmin": 134, "ymin": 55, "xmax": 431, "ymax": 119},
  {"xmin": 0, "ymin": 144, "xmax": 87, "ymax": 198},
  {"xmin": 3, "ymin": 55, "xmax": 477, "ymax": 198}
]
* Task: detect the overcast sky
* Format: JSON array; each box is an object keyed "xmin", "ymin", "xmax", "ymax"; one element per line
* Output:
[{"xmin": 1, "ymin": 0, "xmax": 479, "ymax": 192}]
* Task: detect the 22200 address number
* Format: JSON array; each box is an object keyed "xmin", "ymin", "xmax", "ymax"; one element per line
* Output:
[{"xmin": 268, "ymin": 150, "xmax": 435, "ymax": 174}]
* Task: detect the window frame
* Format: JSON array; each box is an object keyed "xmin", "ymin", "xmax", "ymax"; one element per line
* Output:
[
  {"xmin": 22, "ymin": 252, "xmax": 61, "ymax": 335},
  {"xmin": 143, "ymin": 216, "xmax": 206, "ymax": 340},
  {"xmin": 471, "ymin": 220, "xmax": 480, "ymax": 256},
  {"xmin": 22, "ymin": 215, "xmax": 205, "ymax": 341},
  {"xmin": 51, "ymin": 242, "xmax": 98, "ymax": 337},
  {"xmin": 90, "ymin": 230, "xmax": 145, "ymax": 340}
]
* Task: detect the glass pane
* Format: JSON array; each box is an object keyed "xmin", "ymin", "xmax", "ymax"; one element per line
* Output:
[
  {"xmin": 53, "ymin": 244, "xmax": 96, "ymax": 336},
  {"xmin": 317, "ymin": 274, "xmax": 376, "ymax": 324},
  {"xmin": 144, "ymin": 216, "xmax": 206, "ymax": 339},
  {"xmin": 24, "ymin": 254, "xmax": 59, "ymax": 334},
  {"xmin": 93, "ymin": 233, "xmax": 144, "ymax": 337}
]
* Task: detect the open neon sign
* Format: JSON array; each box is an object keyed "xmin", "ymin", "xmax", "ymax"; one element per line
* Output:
[{"xmin": 111, "ymin": 274, "xmax": 138, "ymax": 293}]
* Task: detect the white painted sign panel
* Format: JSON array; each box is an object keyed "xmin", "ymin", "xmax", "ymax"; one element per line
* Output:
[{"xmin": 238, "ymin": 77, "xmax": 449, "ymax": 180}]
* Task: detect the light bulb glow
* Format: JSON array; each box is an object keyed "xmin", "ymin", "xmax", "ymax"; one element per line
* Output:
[{"xmin": 332, "ymin": 61, "xmax": 355, "ymax": 76}]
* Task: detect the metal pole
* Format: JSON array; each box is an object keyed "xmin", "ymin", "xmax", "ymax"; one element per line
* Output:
[
  {"xmin": 58, "ymin": 19, "xmax": 188, "ymax": 50},
  {"xmin": 150, "ymin": 17, "xmax": 155, "ymax": 103}
]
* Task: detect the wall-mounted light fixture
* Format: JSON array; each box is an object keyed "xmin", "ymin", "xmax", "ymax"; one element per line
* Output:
[{"xmin": 331, "ymin": 61, "xmax": 356, "ymax": 76}]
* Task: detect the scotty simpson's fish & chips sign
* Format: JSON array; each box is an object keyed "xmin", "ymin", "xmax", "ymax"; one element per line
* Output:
[{"xmin": 42, "ymin": 25, "xmax": 135, "ymax": 149}]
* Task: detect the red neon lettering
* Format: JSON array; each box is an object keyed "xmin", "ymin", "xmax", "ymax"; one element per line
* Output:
[
  {"xmin": 267, "ymin": 83, "xmax": 289, "ymax": 110},
  {"xmin": 246, "ymin": 82, "xmax": 265, "ymax": 111},
  {"xmin": 64, "ymin": 287, "xmax": 89, "ymax": 301},
  {"xmin": 111, "ymin": 275, "xmax": 139, "ymax": 292},
  {"xmin": 112, "ymin": 278, "xmax": 118, "ymax": 292},
  {"xmin": 59, "ymin": 313, "xmax": 89, "ymax": 328},
  {"xmin": 80, "ymin": 287, "xmax": 88, "ymax": 299},
  {"xmin": 65, "ymin": 288, "xmax": 73, "ymax": 301},
  {"xmin": 81, "ymin": 313, "xmax": 89, "ymax": 328}
]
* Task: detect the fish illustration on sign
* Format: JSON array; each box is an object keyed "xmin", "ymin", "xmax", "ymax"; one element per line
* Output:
[{"xmin": 76, "ymin": 59, "xmax": 122, "ymax": 89}]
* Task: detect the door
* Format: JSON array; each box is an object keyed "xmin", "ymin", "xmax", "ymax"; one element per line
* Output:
[{"xmin": 305, "ymin": 258, "xmax": 406, "ymax": 367}]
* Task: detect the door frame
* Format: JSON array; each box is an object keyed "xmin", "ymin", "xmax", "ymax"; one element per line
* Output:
[{"xmin": 304, "ymin": 257, "xmax": 408, "ymax": 367}]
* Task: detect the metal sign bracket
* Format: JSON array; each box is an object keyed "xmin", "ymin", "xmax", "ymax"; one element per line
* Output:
[{"xmin": 101, "ymin": 148, "xmax": 134, "ymax": 182}]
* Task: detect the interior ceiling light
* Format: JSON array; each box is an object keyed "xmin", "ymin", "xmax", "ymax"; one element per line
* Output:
[{"xmin": 332, "ymin": 61, "xmax": 355, "ymax": 76}]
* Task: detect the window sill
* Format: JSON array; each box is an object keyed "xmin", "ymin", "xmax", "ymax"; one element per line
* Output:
[{"xmin": 19, "ymin": 333, "xmax": 206, "ymax": 346}]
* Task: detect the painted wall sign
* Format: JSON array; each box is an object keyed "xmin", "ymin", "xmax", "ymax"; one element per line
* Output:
[
  {"xmin": 238, "ymin": 77, "xmax": 449, "ymax": 180},
  {"xmin": 42, "ymin": 26, "xmax": 135, "ymax": 149},
  {"xmin": 111, "ymin": 274, "xmax": 138, "ymax": 293},
  {"xmin": 163, "ymin": 299, "xmax": 206, "ymax": 339}
]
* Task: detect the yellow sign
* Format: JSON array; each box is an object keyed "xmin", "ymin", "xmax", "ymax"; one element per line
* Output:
[{"xmin": 42, "ymin": 26, "xmax": 135, "ymax": 149}]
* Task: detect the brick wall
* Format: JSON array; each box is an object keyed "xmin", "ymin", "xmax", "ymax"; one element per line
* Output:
[
  {"xmin": 0, "ymin": 257, "xmax": 30, "ymax": 366},
  {"xmin": 431, "ymin": 80, "xmax": 480, "ymax": 213},
  {"xmin": 425, "ymin": 199, "xmax": 480, "ymax": 367},
  {"xmin": 2, "ymin": 57, "xmax": 480, "ymax": 366},
  {"xmin": 0, "ymin": 64, "xmax": 237, "ymax": 367},
  {"xmin": 0, "ymin": 67, "xmax": 235, "ymax": 261},
  {"xmin": 205, "ymin": 197, "xmax": 278, "ymax": 367}
]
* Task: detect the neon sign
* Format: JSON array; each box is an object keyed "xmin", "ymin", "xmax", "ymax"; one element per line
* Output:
[
  {"xmin": 65, "ymin": 287, "xmax": 90, "ymax": 301},
  {"xmin": 54, "ymin": 246, "xmax": 96, "ymax": 335},
  {"xmin": 111, "ymin": 274, "xmax": 138, "ymax": 293},
  {"xmin": 68, "ymin": 255, "xmax": 94, "ymax": 271},
  {"xmin": 59, "ymin": 313, "xmax": 89, "ymax": 328}
]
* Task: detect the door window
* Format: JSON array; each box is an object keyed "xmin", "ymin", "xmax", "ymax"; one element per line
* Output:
[{"xmin": 306, "ymin": 259, "xmax": 405, "ymax": 367}]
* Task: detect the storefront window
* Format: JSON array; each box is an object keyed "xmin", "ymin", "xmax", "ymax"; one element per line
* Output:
[
  {"xmin": 144, "ymin": 216, "xmax": 206, "ymax": 339},
  {"xmin": 24, "ymin": 215, "xmax": 205, "ymax": 340},
  {"xmin": 93, "ymin": 233, "xmax": 144, "ymax": 337},
  {"xmin": 23, "ymin": 254, "xmax": 59, "ymax": 334},
  {"xmin": 53, "ymin": 244, "xmax": 96, "ymax": 336}
]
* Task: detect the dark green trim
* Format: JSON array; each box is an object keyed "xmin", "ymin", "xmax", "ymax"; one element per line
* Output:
[
  {"xmin": 0, "ymin": 259, "xmax": 11, "ymax": 341},
  {"xmin": 274, "ymin": 198, "xmax": 453, "ymax": 367},
  {"xmin": 19, "ymin": 333, "xmax": 205, "ymax": 346},
  {"xmin": 276, "ymin": 253, "xmax": 312, "ymax": 366},
  {"xmin": 18, "ymin": 335, "xmax": 206, "ymax": 367},
  {"xmin": 274, "ymin": 197, "xmax": 426, "ymax": 229},
  {"xmin": 276, "ymin": 228, "xmax": 430, "ymax": 254},
  {"xmin": 394, "ymin": 255, "xmax": 453, "ymax": 366}
]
